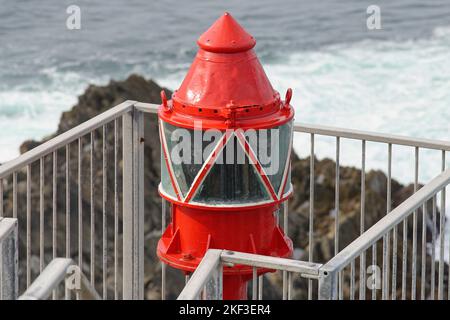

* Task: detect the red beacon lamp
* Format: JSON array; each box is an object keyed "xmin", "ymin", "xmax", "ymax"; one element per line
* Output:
[{"xmin": 157, "ymin": 12, "xmax": 294, "ymax": 300}]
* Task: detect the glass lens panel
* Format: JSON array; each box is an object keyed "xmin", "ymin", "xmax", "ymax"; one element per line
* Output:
[
  {"xmin": 162, "ymin": 121, "xmax": 223, "ymax": 197},
  {"xmin": 192, "ymin": 135, "xmax": 270, "ymax": 204},
  {"xmin": 244, "ymin": 121, "xmax": 292, "ymax": 195},
  {"xmin": 160, "ymin": 148, "xmax": 177, "ymax": 198}
]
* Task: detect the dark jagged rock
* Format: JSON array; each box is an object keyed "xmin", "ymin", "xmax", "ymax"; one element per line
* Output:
[{"xmin": 2, "ymin": 74, "xmax": 446, "ymax": 299}]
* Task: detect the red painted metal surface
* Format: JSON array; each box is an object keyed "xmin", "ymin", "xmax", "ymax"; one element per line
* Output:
[
  {"xmin": 158, "ymin": 205, "xmax": 292, "ymax": 299},
  {"xmin": 158, "ymin": 12, "xmax": 293, "ymax": 130},
  {"xmin": 157, "ymin": 12, "xmax": 294, "ymax": 300}
]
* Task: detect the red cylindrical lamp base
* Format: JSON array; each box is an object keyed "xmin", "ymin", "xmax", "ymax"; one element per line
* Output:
[{"xmin": 157, "ymin": 204, "xmax": 292, "ymax": 300}]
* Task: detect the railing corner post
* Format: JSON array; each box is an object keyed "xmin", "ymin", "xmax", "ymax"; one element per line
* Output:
[
  {"xmin": 204, "ymin": 261, "xmax": 223, "ymax": 300},
  {"xmin": 0, "ymin": 218, "xmax": 19, "ymax": 300},
  {"xmin": 318, "ymin": 267, "xmax": 337, "ymax": 300},
  {"xmin": 122, "ymin": 105, "xmax": 145, "ymax": 300}
]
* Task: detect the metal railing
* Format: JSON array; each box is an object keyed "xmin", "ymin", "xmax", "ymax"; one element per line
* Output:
[
  {"xmin": 0, "ymin": 100, "xmax": 145, "ymax": 299},
  {"xmin": 318, "ymin": 168, "xmax": 450, "ymax": 300},
  {"xmin": 0, "ymin": 100, "xmax": 448, "ymax": 300},
  {"xmin": 179, "ymin": 169, "xmax": 449, "ymax": 300},
  {"xmin": 19, "ymin": 258, "xmax": 100, "ymax": 300},
  {"xmin": 178, "ymin": 249, "xmax": 322, "ymax": 300},
  {"xmin": 0, "ymin": 218, "xmax": 18, "ymax": 299},
  {"xmin": 137, "ymin": 104, "xmax": 449, "ymax": 300},
  {"xmin": 291, "ymin": 121, "xmax": 448, "ymax": 300}
]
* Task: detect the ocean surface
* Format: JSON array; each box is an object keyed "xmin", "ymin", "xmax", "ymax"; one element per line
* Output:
[{"xmin": 0, "ymin": 0, "xmax": 449, "ymax": 180}]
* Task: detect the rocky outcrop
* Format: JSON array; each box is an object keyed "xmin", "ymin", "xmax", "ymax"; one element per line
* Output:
[{"xmin": 1, "ymin": 74, "xmax": 445, "ymax": 299}]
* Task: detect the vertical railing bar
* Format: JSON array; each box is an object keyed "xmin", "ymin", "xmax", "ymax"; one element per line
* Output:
[
  {"xmin": 388, "ymin": 143, "xmax": 398, "ymax": 300},
  {"xmin": 372, "ymin": 242, "xmax": 377, "ymax": 300},
  {"xmin": 78, "ymin": 138, "xmax": 83, "ymax": 269},
  {"xmin": 438, "ymin": 151, "xmax": 445, "ymax": 300},
  {"xmin": 392, "ymin": 226, "xmax": 398, "ymax": 300},
  {"xmin": 90, "ymin": 131, "xmax": 95, "ymax": 287},
  {"xmin": 438, "ymin": 150, "xmax": 444, "ymax": 300},
  {"xmin": 282, "ymin": 270, "xmax": 287, "ymax": 300},
  {"xmin": 26, "ymin": 164, "xmax": 31, "ymax": 288},
  {"xmin": 382, "ymin": 236, "xmax": 388, "ymax": 299},
  {"xmin": 102, "ymin": 125, "xmax": 108, "ymax": 300},
  {"xmin": 401, "ymin": 215, "xmax": 408, "ymax": 300},
  {"xmin": 13, "ymin": 172, "xmax": 17, "ymax": 218},
  {"xmin": 381, "ymin": 232, "xmax": 390, "ymax": 300},
  {"xmin": 420, "ymin": 202, "xmax": 427, "ymax": 300},
  {"xmin": 129, "ymin": 109, "xmax": 144, "ymax": 300},
  {"xmin": 350, "ymin": 260, "xmax": 355, "ymax": 300},
  {"xmin": 114, "ymin": 118, "xmax": 119, "ymax": 300},
  {"xmin": 443, "ymin": 151, "xmax": 448, "ymax": 300},
  {"xmin": 287, "ymin": 272, "xmax": 292, "ymax": 300},
  {"xmin": 431, "ymin": 195, "xmax": 436, "ymax": 300},
  {"xmin": 308, "ymin": 133, "xmax": 314, "ymax": 300},
  {"xmin": 76, "ymin": 138, "xmax": 82, "ymax": 301},
  {"xmin": 384, "ymin": 143, "xmax": 392, "ymax": 300},
  {"xmin": 0, "ymin": 177, "xmax": 3, "ymax": 217},
  {"xmin": 65, "ymin": 144, "xmax": 71, "ymax": 300},
  {"xmin": 122, "ymin": 112, "xmax": 133, "ymax": 300},
  {"xmin": 335, "ymin": 137, "xmax": 342, "ymax": 300},
  {"xmin": 39, "ymin": 158, "xmax": 44, "ymax": 273},
  {"xmin": 252, "ymin": 267, "xmax": 257, "ymax": 300},
  {"xmin": 411, "ymin": 147, "xmax": 419, "ymax": 299},
  {"xmin": 258, "ymin": 275, "xmax": 263, "ymax": 300},
  {"xmin": 359, "ymin": 140, "xmax": 366, "ymax": 300},
  {"xmin": 161, "ymin": 198, "xmax": 166, "ymax": 300},
  {"xmin": 52, "ymin": 151, "xmax": 57, "ymax": 299}
]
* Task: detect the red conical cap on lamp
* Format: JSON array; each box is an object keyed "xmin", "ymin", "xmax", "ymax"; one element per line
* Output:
[
  {"xmin": 197, "ymin": 12, "xmax": 256, "ymax": 53},
  {"xmin": 161, "ymin": 12, "xmax": 293, "ymax": 130}
]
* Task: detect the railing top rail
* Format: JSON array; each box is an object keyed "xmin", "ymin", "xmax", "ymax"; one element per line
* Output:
[
  {"xmin": 294, "ymin": 122, "xmax": 450, "ymax": 151},
  {"xmin": 136, "ymin": 102, "xmax": 449, "ymax": 151},
  {"xmin": 0, "ymin": 217, "xmax": 17, "ymax": 243},
  {"xmin": 0, "ymin": 100, "xmax": 136, "ymax": 179},
  {"xmin": 221, "ymin": 250, "xmax": 322, "ymax": 275},
  {"xmin": 321, "ymin": 168, "xmax": 450, "ymax": 273},
  {"xmin": 18, "ymin": 258, "xmax": 100, "ymax": 300},
  {"xmin": 177, "ymin": 249, "xmax": 222, "ymax": 300},
  {"xmin": 178, "ymin": 249, "xmax": 323, "ymax": 300}
]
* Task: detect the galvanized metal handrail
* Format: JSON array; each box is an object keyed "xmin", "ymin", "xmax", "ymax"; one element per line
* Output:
[
  {"xmin": 294, "ymin": 123, "xmax": 450, "ymax": 151},
  {"xmin": 139, "ymin": 101, "xmax": 448, "ymax": 300},
  {"xmin": 0, "ymin": 218, "xmax": 18, "ymax": 300},
  {"xmin": 0, "ymin": 100, "xmax": 144, "ymax": 300},
  {"xmin": 1, "ymin": 100, "xmax": 448, "ymax": 300},
  {"xmin": 318, "ymin": 168, "xmax": 450, "ymax": 300},
  {"xmin": 178, "ymin": 249, "xmax": 223, "ymax": 300},
  {"xmin": 19, "ymin": 258, "xmax": 100, "ymax": 300},
  {"xmin": 178, "ymin": 249, "xmax": 322, "ymax": 300},
  {"xmin": 0, "ymin": 100, "xmax": 136, "ymax": 179},
  {"xmin": 322, "ymin": 168, "xmax": 450, "ymax": 273},
  {"xmin": 221, "ymin": 250, "xmax": 322, "ymax": 275}
]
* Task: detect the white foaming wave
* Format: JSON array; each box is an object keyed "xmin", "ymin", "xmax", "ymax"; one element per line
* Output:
[
  {"xmin": 0, "ymin": 90, "xmax": 77, "ymax": 163},
  {"xmin": 0, "ymin": 68, "xmax": 108, "ymax": 163},
  {"xmin": 433, "ymin": 25, "xmax": 450, "ymax": 39},
  {"xmin": 263, "ymin": 27, "xmax": 450, "ymax": 186}
]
